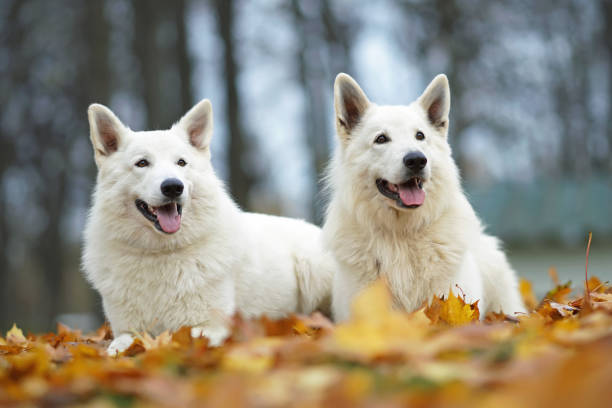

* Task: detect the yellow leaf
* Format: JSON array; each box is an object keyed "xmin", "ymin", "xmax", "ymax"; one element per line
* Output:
[
  {"xmin": 587, "ymin": 276, "xmax": 605, "ymax": 293},
  {"xmin": 6, "ymin": 323, "xmax": 27, "ymax": 344},
  {"xmin": 70, "ymin": 343, "xmax": 102, "ymax": 358},
  {"xmin": 519, "ymin": 279, "xmax": 538, "ymax": 311},
  {"xmin": 221, "ymin": 338, "xmax": 280, "ymax": 373},
  {"xmin": 437, "ymin": 290, "xmax": 479, "ymax": 326},
  {"xmin": 332, "ymin": 282, "xmax": 431, "ymax": 357},
  {"xmin": 350, "ymin": 279, "xmax": 393, "ymax": 323}
]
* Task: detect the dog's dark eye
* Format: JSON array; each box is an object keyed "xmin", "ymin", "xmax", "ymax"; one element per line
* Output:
[
  {"xmin": 177, "ymin": 159, "xmax": 187, "ymax": 167},
  {"xmin": 135, "ymin": 159, "xmax": 149, "ymax": 168},
  {"xmin": 415, "ymin": 131, "xmax": 425, "ymax": 141},
  {"xmin": 374, "ymin": 133, "xmax": 389, "ymax": 144}
]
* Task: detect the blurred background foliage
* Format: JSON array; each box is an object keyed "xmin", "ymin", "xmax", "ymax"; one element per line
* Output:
[{"xmin": 0, "ymin": 0, "xmax": 610, "ymax": 332}]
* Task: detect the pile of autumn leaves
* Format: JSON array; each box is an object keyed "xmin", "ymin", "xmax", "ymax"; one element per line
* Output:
[{"xmin": 2, "ymin": 276, "xmax": 612, "ymax": 407}]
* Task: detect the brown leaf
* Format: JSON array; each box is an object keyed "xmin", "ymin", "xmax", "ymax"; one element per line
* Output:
[
  {"xmin": 121, "ymin": 338, "xmax": 145, "ymax": 356},
  {"xmin": 171, "ymin": 326, "xmax": 193, "ymax": 347}
]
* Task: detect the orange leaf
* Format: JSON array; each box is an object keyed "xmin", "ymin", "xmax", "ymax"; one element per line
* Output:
[
  {"xmin": 172, "ymin": 326, "xmax": 193, "ymax": 347},
  {"xmin": 548, "ymin": 266, "xmax": 559, "ymax": 286},
  {"xmin": 544, "ymin": 281, "xmax": 572, "ymax": 304},
  {"xmin": 141, "ymin": 331, "xmax": 173, "ymax": 350},
  {"xmin": 122, "ymin": 338, "xmax": 145, "ymax": 356}
]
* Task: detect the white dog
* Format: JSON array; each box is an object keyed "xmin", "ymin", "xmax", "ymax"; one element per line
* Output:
[
  {"xmin": 83, "ymin": 100, "xmax": 333, "ymax": 354},
  {"xmin": 324, "ymin": 73, "xmax": 526, "ymax": 322}
]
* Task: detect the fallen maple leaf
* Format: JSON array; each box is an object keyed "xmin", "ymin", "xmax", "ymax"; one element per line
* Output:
[
  {"xmin": 122, "ymin": 338, "xmax": 145, "ymax": 356},
  {"xmin": 426, "ymin": 290, "xmax": 480, "ymax": 326},
  {"xmin": 171, "ymin": 326, "xmax": 193, "ymax": 347},
  {"xmin": 221, "ymin": 337, "xmax": 281, "ymax": 373},
  {"xmin": 6, "ymin": 324, "xmax": 27, "ymax": 345},
  {"xmin": 520, "ymin": 278, "xmax": 538, "ymax": 311},
  {"xmin": 331, "ymin": 280, "xmax": 431, "ymax": 358},
  {"xmin": 586, "ymin": 276, "xmax": 606, "ymax": 293},
  {"xmin": 2, "ymin": 277, "xmax": 612, "ymax": 407},
  {"xmin": 544, "ymin": 281, "xmax": 572, "ymax": 304},
  {"xmin": 350, "ymin": 279, "xmax": 394, "ymax": 322},
  {"xmin": 140, "ymin": 330, "xmax": 173, "ymax": 350}
]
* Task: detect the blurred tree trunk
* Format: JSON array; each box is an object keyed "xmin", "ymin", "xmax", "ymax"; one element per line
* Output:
[
  {"xmin": 34, "ymin": 155, "xmax": 67, "ymax": 327},
  {"xmin": 31, "ymin": 0, "xmax": 114, "ymax": 327},
  {"xmin": 80, "ymin": 0, "xmax": 111, "ymax": 179},
  {"xmin": 214, "ymin": 0, "xmax": 250, "ymax": 208},
  {"xmin": 0, "ymin": 0, "xmax": 25, "ymax": 329},
  {"xmin": 431, "ymin": 0, "xmax": 473, "ymax": 172},
  {"xmin": 0, "ymin": 194, "xmax": 8, "ymax": 329},
  {"xmin": 602, "ymin": 0, "xmax": 612, "ymax": 171},
  {"xmin": 83, "ymin": 0, "xmax": 111, "ymax": 107},
  {"xmin": 290, "ymin": 0, "xmax": 352, "ymax": 223},
  {"xmin": 291, "ymin": 0, "xmax": 327, "ymax": 223},
  {"xmin": 132, "ymin": 0, "xmax": 164, "ymax": 128},
  {"xmin": 0, "ymin": 142, "xmax": 12, "ymax": 329},
  {"xmin": 550, "ymin": 1, "xmax": 593, "ymax": 176},
  {"xmin": 132, "ymin": 0, "xmax": 193, "ymax": 128},
  {"xmin": 399, "ymin": 0, "xmax": 481, "ymax": 175},
  {"xmin": 72, "ymin": 0, "xmax": 112, "ymax": 322},
  {"xmin": 174, "ymin": 0, "xmax": 193, "ymax": 113}
]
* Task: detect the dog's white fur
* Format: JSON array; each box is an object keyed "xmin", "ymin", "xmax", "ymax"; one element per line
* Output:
[
  {"xmin": 83, "ymin": 100, "xmax": 333, "ymax": 354},
  {"xmin": 324, "ymin": 73, "xmax": 526, "ymax": 322}
]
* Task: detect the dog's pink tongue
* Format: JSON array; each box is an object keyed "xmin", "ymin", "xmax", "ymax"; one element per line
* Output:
[
  {"xmin": 398, "ymin": 183, "xmax": 425, "ymax": 207},
  {"xmin": 156, "ymin": 203, "xmax": 181, "ymax": 233}
]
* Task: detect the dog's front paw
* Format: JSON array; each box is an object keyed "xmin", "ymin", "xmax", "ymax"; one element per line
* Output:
[
  {"xmin": 107, "ymin": 333, "xmax": 135, "ymax": 356},
  {"xmin": 191, "ymin": 326, "xmax": 229, "ymax": 347}
]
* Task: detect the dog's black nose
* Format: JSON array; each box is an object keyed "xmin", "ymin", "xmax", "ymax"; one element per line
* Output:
[
  {"xmin": 161, "ymin": 178, "xmax": 184, "ymax": 198},
  {"xmin": 403, "ymin": 151, "xmax": 427, "ymax": 172}
]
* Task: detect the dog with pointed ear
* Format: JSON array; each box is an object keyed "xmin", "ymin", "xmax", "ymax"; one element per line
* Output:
[
  {"xmin": 324, "ymin": 72, "xmax": 525, "ymax": 323},
  {"xmin": 334, "ymin": 73, "xmax": 451, "ymax": 144},
  {"xmin": 87, "ymin": 104, "xmax": 127, "ymax": 168},
  {"xmin": 417, "ymin": 74, "xmax": 450, "ymax": 132},
  {"xmin": 334, "ymin": 73, "xmax": 372, "ymax": 143},
  {"xmin": 87, "ymin": 99, "xmax": 214, "ymax": 168},
  {"xmin": 83, "ymin": 96, "xmax": 336, "ymax": 355},
  {"xmin": 176, "ymin": 99, "xmax": 214, "ymax": 153}
]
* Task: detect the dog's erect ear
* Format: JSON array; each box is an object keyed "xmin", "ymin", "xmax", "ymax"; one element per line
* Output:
[
  {"xmin": 88, "ymin": 104, "xmax": 126, "ymax": 163},
  {"xmin": 334, "ymin": 73, "xmax": 370, "ymax": 141},
  {"xmin": 178, "ymin": 99, "xmax": 213, "ymax": 150},
  {"xmin": 418, "ymin": 74, "xmax": 450, "ymax": 131}
]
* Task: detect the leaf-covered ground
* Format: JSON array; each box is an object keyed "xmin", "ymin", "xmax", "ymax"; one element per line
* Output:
[{"xmin": 2, "ymin": 274, "xmax": 612, "ymax": 407}]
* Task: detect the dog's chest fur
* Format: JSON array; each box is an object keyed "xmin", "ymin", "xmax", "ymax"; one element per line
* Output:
[
  {"xmin": 335, "ymin": 216, "xmax": 465, "ymax": 311},
  {"xmin": 85, "ymin": 238, "xmax": 235, "ymax": 336}
]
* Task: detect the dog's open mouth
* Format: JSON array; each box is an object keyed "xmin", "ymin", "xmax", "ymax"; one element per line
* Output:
[
  {"xmin": 135, "ymin": 199, "xmax": 183, "ymax": 234},
  {"xmin": 376, "ymin": 177, "xmax": 425, "ymax": 208}
]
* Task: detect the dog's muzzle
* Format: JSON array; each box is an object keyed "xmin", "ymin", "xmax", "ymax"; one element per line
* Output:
[
  {"xmin": 376, "ymin": 176, "xmax": 426, "ymax": 209},
  {"xmin": 135, "ymin": 199, "xmax": 183, "ymax": 234}
]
